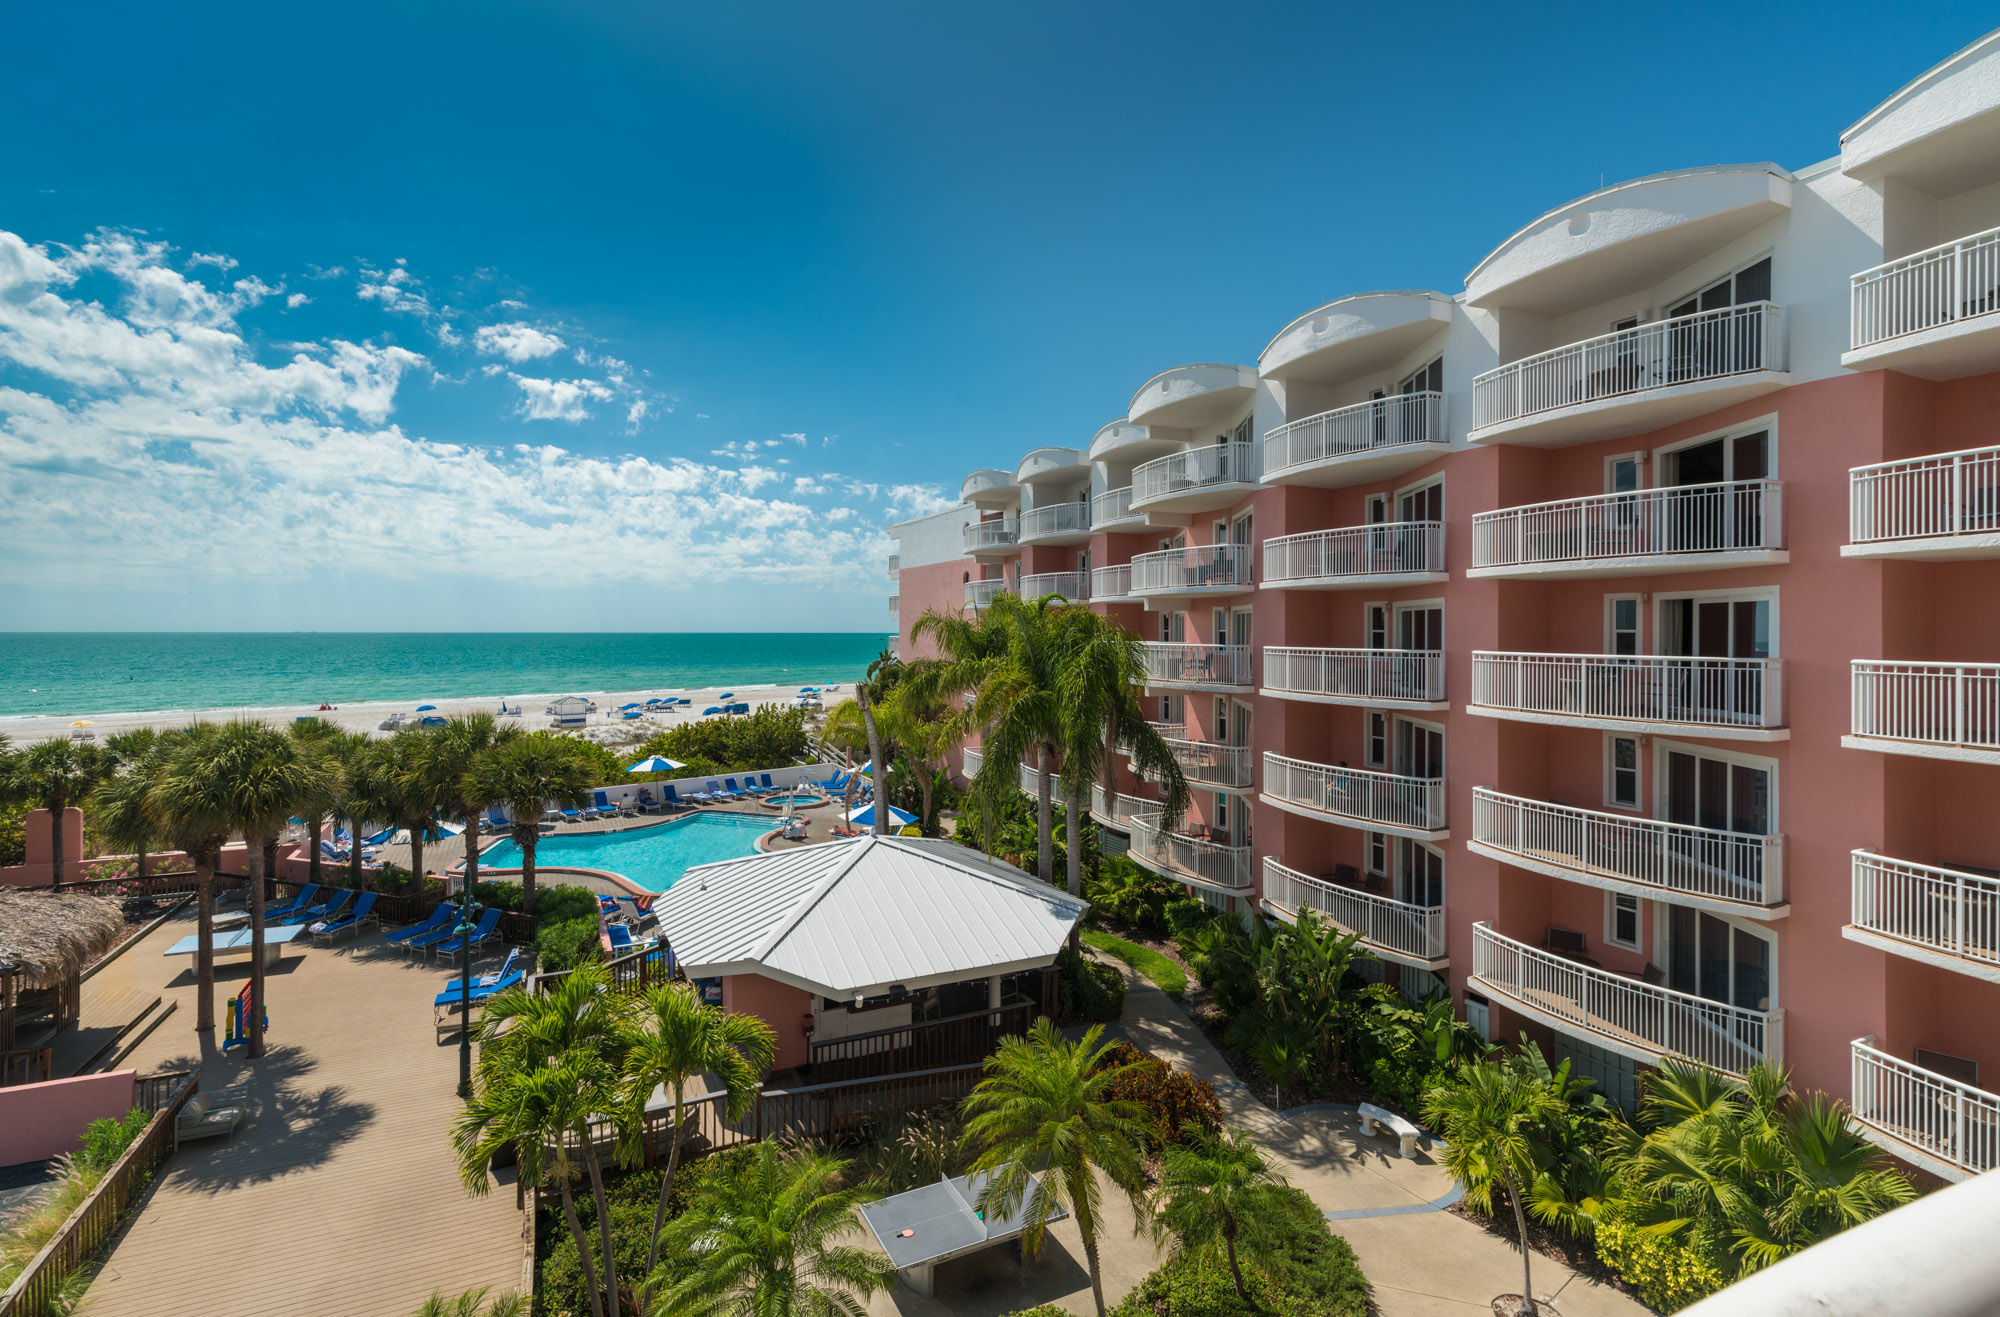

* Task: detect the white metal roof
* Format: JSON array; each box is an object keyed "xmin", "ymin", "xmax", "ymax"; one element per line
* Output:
[{"xmin": 648, "ymin": 836, "xmax": 1088, "ymax": 1000}]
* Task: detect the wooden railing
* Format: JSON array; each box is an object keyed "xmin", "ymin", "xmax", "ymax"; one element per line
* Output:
[
  {"xmin": 1, "ymin": 1047, "xmax": 52, "ymax": 1087},
  {"xmin": 808, "ymin": 1000, "xmax": 1034, "ymax": 1083},
  {"xmin": 534, "ymin": 942, "xmax": 676, "ymax": 998},
  {"xmin": 0, "ymin": 1071, "xmax": 198, "ymax": 1317}
]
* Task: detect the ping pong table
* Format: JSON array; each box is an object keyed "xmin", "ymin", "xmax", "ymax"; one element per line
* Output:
[
  {"xmin": 857, "ymin": 1169, "xmax": 1067, "ymax": 1297},
  {"xmin": 164, "ymin": 924, "xmax": 307, "ymax": 969}
]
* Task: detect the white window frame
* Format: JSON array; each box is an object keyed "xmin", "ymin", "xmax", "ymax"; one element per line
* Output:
[
  {"xmin": 1229, "ymin": 606, "xmax": 1253, "ymax": 651},
  {"xmin": 1365, "ymin": 830, "xmax": 1388, "ymax": 877},
  {"xmin": 1605, "ymin": 734, "xmax": 1642, "ymax": 812},
  {"xmin": 1651, "ymin": 586, "xmax": 1780, "ymax": 660},
  {"xmin": 1604, "ymin": 451, "xmax": 1645, "ymax": 492},
  {"xmin": 1365, "ymin": 710, "xmax": 1388, "ymax": 769},
  {"xmin": 1364, "ymin": 493, "xmax": 1389, "ymax": 525},
  {"xmin": 1394, "ymin": 836, "xmax": 1446, "ymax": 908},
  {"xmin": 1363, "ymin": 601, "xmax": 1389, "ymax": 650},
  {"xmin": 1651, "ymin": 414, "xmax": 1779, "ymax": 484},
  {"xmin": 1393, "ymin": 474, "xmax": 1445, "ymax": 523},
  {"xmin": 1651, "ymin": 739, "xmax": 1780, "ymax": 832},
  {"xmin": 1392, "ymin": 597, "xmax": 1446, "ymax": 653},
  {"xmin": 1605, "ymin": 892, "xmax": 1642, "ymax": 952},
  {"xmin": 1664, "ymin": 251, "xmax": 1775, "ymax": 322},
  {"xmin": 1393, "ymin": 715, "xmax": 1446, "ymax": 778},
  {"xmin": 1652, "ymin": 903, "xmax": 1780, "ymax": 1011},
  {"xmin": 1213, "ymin": 696, "xmax": 1228, "ymax": 743},
  {"xmin": 1213, "ymin": 790, "xmax": 1229, "ymax": 835},
  {"xmin": 1605, "ymin": 594, "xmax": 1642, "ymax": 656}
]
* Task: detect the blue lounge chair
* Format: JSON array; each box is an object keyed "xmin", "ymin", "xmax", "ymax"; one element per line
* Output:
[
  {"xmin": 290, "ymin": 888, "xmax": 353, "ymax": 925},
  {"xmin": 439, "ymin": 948, "xmax": 520, "ymax": 998},
  {"xmin": 756, "ymin": 773, "xmax": 777, "ymax": 792},
  {"xmin": 485, "ymin": 804, "xmax": 509, "ymax": 830},
  {"xmin": 400, "ymin": 914, "xmax": 460, "ymax": 956},
  {"xmin": 560, "ymin": 806, "xmax": 583, "ymax": 823},
  {"xmin": 702, "ymin": 779, "xmax": 732, "ymax": 801},
  {"xmin": 594, "ymin": 790, "xmax": 628, "ymax": 817},
  {"xmin": 384, "ymin": 904, "xmax": 452, "ymax": 947},
  {"xmin": 817, "ymin": 772, "xmax": 850, "ymax": 793},
  {"xmin": 431, "ymin": 907, "xmax": 503, "ymax": 960},
  {"xmin": 434, "ymin": 969, "xmax": 526, "ymax": 1033},
  {"xmin": 606, "ymin": 923, "xmax": 636, "ymax": 955},
  {"xmin": 722, "ymin": 778, "xmax": 748, "ymax": 799},
  {"xmin": 266, "ymin": 883, "xmax": 319, "ymax": 921},
  {"xmin": 313, "ymin": 892, "xmax": 378, "ymax": 943},
  {"xmin": 659, "ymin": 783, "xmax": 686, "ymax": 809}
]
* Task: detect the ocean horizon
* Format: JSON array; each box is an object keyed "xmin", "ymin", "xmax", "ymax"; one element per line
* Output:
[{"xmin": 0, "ymin": 632, "xmax": 894, "ymax": 719}]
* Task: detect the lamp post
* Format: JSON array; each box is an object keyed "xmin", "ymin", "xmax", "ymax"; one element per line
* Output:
[{"xmin": 457, "ymin": 815, "xmax": 482, "ymax": 1099}]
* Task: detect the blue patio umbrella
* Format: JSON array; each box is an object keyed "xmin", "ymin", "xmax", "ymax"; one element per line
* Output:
[
  {"xmin": 627, "ymin": 755, "xmax": 686, "ymax": 773},
  {"xmin": 702, "ymin": 705, "xmax": 724, "ymax": 716},
  {"xmin": 799, "ymin": 686, "xmax": 818, "ymax": 692},
  {"xmin": 620, "ymin": 702, "xmax": 643, "ymax": 710},
  {"xmin": 848, "ymin": 801, "xmax": 916, "ymax": 829},
  {"xmin": 645, "ymin": 698, "xmax": 666, "ymax": 705},
  {"xmin": 415, "ymin": 704, "xmax": 437, "ymax": 711},
  {"xmin": 718, "ymin": 692, "xmax": 735, "ymax": 700}
]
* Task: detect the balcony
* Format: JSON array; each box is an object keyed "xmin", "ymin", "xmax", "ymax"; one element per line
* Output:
[
  {"xmin": 961, "ymin": 469, "xmax": 1018, "ymax": 503},
  {"xmin": 1262, "ymin": 646, "xmax": 1445, "ymax": 710},
  {"xmin": 1017, "ymin": 502, "xmax": 1091, "ymax": 545},
  {"xmin": 886, "ymin": 554, "xmax": 899, "ymax": 574},
  {"xmin": 1471, "ymin": 923, "xmax": 1782, "ymax": 1074},
  {"xmin": 1467, "ymin": 652, "xmax": 1786, "ymax": 741},
  {"xmin": 1263, "ymin": 521, "xmax": 1446, "ymax": 590},
  {"xmin": 1470, "ymin": 303, "xmax": 1788, "ymax": 447},
  {"xmin": 1127, "ymin": 813, "xmax": 1253, "ymax": 891},
  {"xmin": 963, "ymin": 519, "xmax": 1020, "ymax": 557},
  {"xmin": 1262, "ymin": 753, "xmax": 1446, "ymax": 840},
  {"xmin": 1469, "ymin": 788, "xmax": 1785, "ymax": 917},
  {"xmin": 1845, "ymin": 443, "xmax": 2000, "ymax": 560},
  {"xmin": 964, "ymin": 579, "xmax": 1013, "ymax": 611},
  {"xmin": 1130, "ymin": 442, "xmax": 1259, "ymax": 514},
  {"xmin": 1090, "ymin": 786, "xmax": 1156, "ymax": 831},
  {"xmin": 1018, "ymin": 571, "xmax": 1089, "ymax": 602},
  {"xmin": 1090, "ymin": 564, "xmax": 1134, "ymax": 603},
  {"xmin": 1845, "ymin": 225, "xmax": 2000, "ymax": 379},
  {"xmin": 1470, "ymin": 479, "xmax": 1785, "ymax": 578},
  {"xmin": 1128, "ymin": 363, "xmax": 1257, "ymax": 431},
  {"xmin": 887, "ymin": 595, "xmax": 899, "ymax": 624},
  {"xmin": 1851, "ymin": 1038, "xmax": 2000, "ymax": 1183},
  {"xmin": 1262, "ymin": 858, "xmax": 1447, "ymax": 970},
  {"xmin": 960, "ymin": 747, "xmax": 982, "ymax": 777},
  {"xmin": 1016, "ymin": 446, "xmax": 1088, "ymax": 485},
  {"xmin": 1261, "ymin": 392, "xmax": 1449, "ymax": 487},
  {"xmin": 1129, "ymin": 543, "xmax": 1254, "ymax": 601},
  {"xmin": 1845, "ymin": 850, "xmax": 2000, "ymax": 984},
  {"xmin": 1092, "ymin": 485, "xmax": 1146, "ymax": 532},
  {"xmin": 1132, "ymin": 737, "xmax": 1253, "ymax": 792},
  {"xmin": 1018, "ymin": 760, "xmax": 1061, "ymax": 801},
  {"xmin": 1091, "ymin": 418, "xmax": 1177, "ymax": 464},
  {"xmin": 1139, "ymin": 642, "xmax": 1252, "ymax": 692},
  {"xmin": 1846, "ymin": 660, "xmax": 2000, "ymax": 765}
]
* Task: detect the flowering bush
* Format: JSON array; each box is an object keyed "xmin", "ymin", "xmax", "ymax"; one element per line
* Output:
[{"xmin": 1094, "ymin": 1041, "xmax": 1223, "ymax": 1152}]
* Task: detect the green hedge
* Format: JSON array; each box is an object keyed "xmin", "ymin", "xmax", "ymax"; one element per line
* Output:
[
  {"xmin": 1055, "ymin": 943, "xmax": 1126, "ymax": 1023},
  {"xmin": 1110, "ymin": 1185, "xmax": 1369, "ymax": 1317},
  {"xmin": 538, "ymin": 1147, "xmax": 757, "ymax": 1315}
]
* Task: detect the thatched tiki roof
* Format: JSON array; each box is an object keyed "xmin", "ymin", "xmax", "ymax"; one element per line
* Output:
[{"xmin": 0, "ymin": 890, "xmax": 127, "ymax": 989}]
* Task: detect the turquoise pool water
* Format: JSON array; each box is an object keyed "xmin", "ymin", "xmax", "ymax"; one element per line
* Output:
[{"xmin": 480, "ymin": 813, "xmax": 773, "ymax": 893}]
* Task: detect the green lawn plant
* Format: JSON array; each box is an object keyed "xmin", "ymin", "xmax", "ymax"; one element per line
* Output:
[{"xmin": 1081, "ymin": 929, "xmax": 1186, "ymax": 999}]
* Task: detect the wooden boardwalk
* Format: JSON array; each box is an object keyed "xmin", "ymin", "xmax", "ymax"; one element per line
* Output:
[{"xmin": 74, "ymin": 912, "xmax": 524, "ymax": 1317}]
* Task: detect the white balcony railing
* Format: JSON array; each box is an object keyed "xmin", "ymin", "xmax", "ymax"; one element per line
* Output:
[
  {"xmin": 1263, "ymin": 753, "xmax": 1445, "ymax": 833},
  {"xmin": 1470, "ymin": 652, "xmax": 1784, "ymax": 732},
  {"xmin": 886, "ymin": 554, "xmax": 899, "ymax": 574},
  {"xmin": 1849, "ymin": 444, "xmax": 2000, "ymax": 546},
  {"xmin": 1851, "ymin": 1038, "xmax": 2000, "ymax": 1180},
  {"xmin": 1850, "ymin": 850, "xmax": 2000, "ymax": 972},
  {"xmin": 1018, "ymin": 571, "xmax": 1089, "ymax": 601},
  {"xmin": 1472, "ymin": 923, "xmax": 1782, "ymax": 1074},
  {"xmin": 1092, "ymin": 485, "xmax": 1139, "ymax": 528},
  {"xmin": 1139, "ymin": 643, "xmax": 1252, "ymax": 688},
  {"xmin": 964, "ymin": 578, "xmax": 1013, "ymax": 610},
  {"xmin": 1018, "ymin": 502, "xmax": 1091, "ymax": 540},
  {"xmin": 1471, "ymin": 788, "xmax": 1783, "ymax": 909},
  {"xmin": 1263, "ymin": 646, "xmax": 1444, "ymax": 704},
  {"xmin": 1128, "ymin": 813, "xmax": 1253, "ymax": 889},
  {"xmin": 1149, "ymin": 738, "xmax": 1253, "ymax": 789},
  {"xmin": 960, "ymin": 747, "xmax": 982, "ymax": 777},
  {"xmin": 1850, "ymin": 224, "xmax": 2000, "ymax": 349},
  {"xmin": 963, "ymin": 519, "xmax": 1019, "ymax": 551},
  {"xmin": 1472, "ymin": 302, "xmax": 1786, "ymax": 430},
  {"xmin": 1263, "ymin": 392, "xmax": 1446, "ymax": 479},
  {"xmin": 887, "ymin": 595, "xmax": 899, "ymax": 620},
  {"xmin": 1132, "ymin": 442, "xmax": 1257, "ymax": 506},
  {"xmin": 1019, "ymin": 760, "xmax": 1061, "ymax": 801},
  {"xmin": 1091, "ymin": 787, "xmax": 1156, "ymax": 828},
  {"xmin": 1090, "ymin": 564, "xmax": 1133, "ymax": 600},
  {"xmin": 1264, "ymin": 521, "xmax": 1445, "ymax": 585},
  {"xmin": 1262, "ymin": 858, "xmax": 1446, "ymax": 963},
  {"xmin": 1130, "ymin": 543, "xmax": 1254, "ymax": 595},
  {"xmin": 1851, "ymin": 660, "xmax": 2000, "ymax": 754},
  {"xmin": 1472, "ymin": 479, "xmax": 1783, "ymax": 571}
]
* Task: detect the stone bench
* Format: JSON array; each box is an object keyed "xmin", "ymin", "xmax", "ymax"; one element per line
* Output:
[{"xmin": 1357, "ymin": 1102, "xmax": 1422, "ymax": 1158}]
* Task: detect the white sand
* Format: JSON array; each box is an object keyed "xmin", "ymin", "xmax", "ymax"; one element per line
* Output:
[{"xmin": 0, "ymin": 681, "xmax": 846, "ymax": 745}]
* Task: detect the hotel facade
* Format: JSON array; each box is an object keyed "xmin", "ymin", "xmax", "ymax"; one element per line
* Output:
[{"xmin": 889, "ymin": 31, "xmax": 2000, "ymax": 1182}]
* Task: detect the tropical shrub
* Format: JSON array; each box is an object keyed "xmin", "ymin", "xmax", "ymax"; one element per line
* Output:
[
  {"xmin": 1591, "ymin": 1201, "xmax": 1728, "ymax": 1313},
  {"xmin": 533, "ymin": 884, "xmax": 600, "ymax": 928},
  {"xmin": 1084, "ymin": 856, "xmax": 1188, "ymax": 933},
  {"xmin": 1094, "ymin": 1042, "xmax": 1223, "ymax": 1152},
  {"xmin": 1054, "ymin": 942, "xmax": 1126, "ymax": 1022},
  {"xmin": 1345, "ymin": 984, "xmax": 1490, "ymax": 1111},
  {"xmin": 551, "ymin": 735, "xmax": 631, "ymax": 787},
  {"xmin": 638, "ymin": 705, "xmax": 811, "ymax": 773},
  {"xmin": 78, "ymin": 1108, "xmax": 151, "ymax": 1172},
  {"xmin": 1110, "ymin": 1184, "xmax": 1369, "ymax": 1317},
  {"xmin": 534, "ymin": 916, "xmax": 601, "ymax": 972}
]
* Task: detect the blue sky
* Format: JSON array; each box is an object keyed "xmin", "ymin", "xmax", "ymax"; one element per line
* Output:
[{"xmin": 2, "ymin": 2, "xmax": 1994, "ymax": 631}]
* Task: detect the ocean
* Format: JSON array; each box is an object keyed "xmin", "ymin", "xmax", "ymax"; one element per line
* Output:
[{"xmin": 0, "ymin": 633, "xmax": 893, "ymax": 719}]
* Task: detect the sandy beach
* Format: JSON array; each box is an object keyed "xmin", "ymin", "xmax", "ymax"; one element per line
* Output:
[{"xmin": 0, "ymin": 680, "xmax": 844, "ymax": 745}]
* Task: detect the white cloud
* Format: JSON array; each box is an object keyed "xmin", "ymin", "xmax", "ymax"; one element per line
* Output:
[
  {"xmin": 286, "ymin": 292, "xmax": 311, "ymax": 309},
  {"xmin": 508, "ymin": 374, "xmax": 612, "ymax": 422},
  {"xmin": 474, "ymin": 320, "xmax": 565, "ymax": 363},
  {"xmin": 887, "ymin": 483, "xmax": 955, "ymax": 517},
  {"xmin": 792, "ymin": 476, "xmax": 826, "ymax": 495},
  {"xmin": 626, "ymin": 398, "xmax": 650, "ymax": 425},
  {"xmin": 188, "ymin": 251, "xmax": 237, "ymax": 272}
]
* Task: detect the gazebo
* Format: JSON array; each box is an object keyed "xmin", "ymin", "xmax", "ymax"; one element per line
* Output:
[
  {"xmin": 646, "ymin": 836, "xmax": 1086, "ymax": 1078},
  {"xmin": 0, "ymin": 890, "xmax": 126, "ymax": 1076}
]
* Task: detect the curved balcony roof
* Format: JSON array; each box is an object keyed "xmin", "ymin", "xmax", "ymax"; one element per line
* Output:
[
  {"xmin": 1464, "ymin": 165, "xmax": 1793, "ymax": 315},
  {"xmin": 960, "ymin": 468, "xmax": 1019, "ymax": 504},
  {"xmin": 1842, "ymin": 29, "xmax": 2000, "ymax": 194},
  {"xmin": 1127, "ymin": 363, "xmax": 1257, "ymax": 430},
  {"xmin": 1015, "ymin": 446, "xmax": 1089, "ymax": 484},
  {"xmin": 1089, "ymin": 417, "xmax": 1177, "ymax": 464},
  {"xmin": 1259, "ymin": 291, "xmax": 1455, "ymax": 383}
]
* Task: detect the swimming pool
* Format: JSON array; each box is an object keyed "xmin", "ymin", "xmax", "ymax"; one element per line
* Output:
[{"xmin": 480, "ymin": 812, "xmax": 773, "ymax": 893}]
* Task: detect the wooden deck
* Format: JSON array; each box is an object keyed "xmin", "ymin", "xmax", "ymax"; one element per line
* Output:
[{"xmin": 73, "ymin": 911, "xmax": 525, "ymax": 1317}]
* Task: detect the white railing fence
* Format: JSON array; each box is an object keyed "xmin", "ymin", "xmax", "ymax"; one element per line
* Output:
[
  {"xmin": 1130, "ymin": 542, "xmax": 1254, "ymax": 594},
  {"xmin": 1849, "ymin": 444, "xmax": 2000, "ymax": 545},
  {"xmin": 1019, "ymin": 502, "xmax": 1091, "ymax": 539},
  {"xmin": 1850, "ymin": 850, "xmax": 2000, "ymax": 967},
  {"xmin": 1150, "ymin": 738, "xmax": 1253, "ymax": 789},
  {"xmin": 1263, "ymin": 646, "xmax": 1445, "ymax": 704},
  {"xmin": 1263, "ymin": 392, "xmax": 1446, "ymax": 477},
  {"xmin": 1472, "ymin": 479, "xmax": 1783, "ymax": 569},
  {"xmin": 1472, "ymin": 923, "xmax": 1780, "ymax": 1073},
  {"xmin": 1851, "ymin": 660, "xmax": 2000, "ymax": 751},
  {"xmin": 1139, "ymin": 643, "xmax": 1252, "ymax": 687},
  {"xmin": 1264, "ymin": 521, "xmax": 1445, "ymax": 583},
  {"xmin": 886, "ymin": 555, "xmax": 899, "ymax": 573},
  {"xmin": 1850, "ymin": 224, "xmax": 2000, "ymax": 349},
  {"xmin": 1471, "ymin": 788, "xmax": 1782, "ymax": 907},
  {"xmin": 960, "ymin": 747, "xmax": 983, "ymax": 776},
  {"xmin": 1133, "ymin": 441, "xmax": 1257, "ymax": 504},
  {"xmin": 1128, "ymin": 814, "xmax": 1253, "ymax": 889},
  {"xmin": 1092, "ymin": 485, "xmax": 1138, "ymax": 527},
  {"xmin": 1091, "ymin": 564, "xmax": 1133, "ymax": 600},
  {"xmin": 1851, "ymin": 1038, "xmax": 2000, "ymax": 1178},
  {"xmin": 1263, "ymin": 858, "xmax": 1446, "ymax": 961},
  {"xmin": 964, "ymin": 579, "xmax": 1013, "ymax": 609},
  {"xmin": 1091, "ymin": 788, "xmax": 1157, "ymax": 827},
  {"xmin": 1473, "ymin": 302, "xmax": 1786, "ymax": 429},
  {"xmin": 1262, "ymin": 753, "xmax": 1445, "ymax": 832},
  {"xmin": 1470, "ymin": 652, "xmax": 1783, "ymax": 730},
  {"xmin": 1018, "ymin": 572, "xmax": 1090, "ymax": 601}
]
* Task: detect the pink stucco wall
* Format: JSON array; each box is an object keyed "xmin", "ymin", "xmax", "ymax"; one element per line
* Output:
[
  {"xmin": 0, "ymin": 1069, "xmax": 138, "ymax": 1165},
  {"xmin": 721, "ymin": 972, "xmax": 814, "ymax": 1071}
]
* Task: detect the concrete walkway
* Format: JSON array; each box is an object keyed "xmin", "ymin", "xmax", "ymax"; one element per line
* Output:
[{"xmin": 1101, "ymin": 967, "xmax": 1651, "ymax": 1316}]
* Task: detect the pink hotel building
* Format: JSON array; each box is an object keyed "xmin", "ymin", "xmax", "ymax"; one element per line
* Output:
[{"xmin": 888, "ymin": 31, "xmax": 2000, "ymax": 1178}]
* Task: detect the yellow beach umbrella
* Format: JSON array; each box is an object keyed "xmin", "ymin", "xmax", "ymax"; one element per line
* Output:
[{"xmin": 70, "ymin": 720, "xmax": 91, "ymax": 727}]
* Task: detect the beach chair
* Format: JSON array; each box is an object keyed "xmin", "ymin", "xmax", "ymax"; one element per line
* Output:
[
  {"xmin": 384, "ymin": 904, "xmax": 452, "ymax": 948},
  {"xmin": 434, "ymin": 969, "xmax": 526, "ymax": 1035},
  {"xmin": 313, "ymin": 892, "xmax": 378, "ymax": 944},
  {"xmin": 756, "ymin": 773, "xmax": 777, "ymax": 792},
  {"xmin": 289, "ymin": 888, "xmax": 354, "ymax": 926},
  {"xmin": 593, "ymin": 790, "xmax": 631, "ymax": 818},
  {"xmin": 485, "ymin": 804, "xmax": 509, "ymax": 830},
  {"xmin": 265, "ymin": 883, "xmax": 319, "ymax": 922},
  {"xmin": 658, "ymin": 784, "xmax": 687, "ymax": 810},
  {"xmin": 431, "ymin": 907, "xmax": 503, "ymax": 960},
  {"xmin": 722, "ymin": 778, "xmax": 750, "ymax": 799},
  {"xmin": 176, "ymin": 1090, "xmax": 245, "ymax": 1142},
  {"xmin": 606, "ymin": 923, "xmax": 636, "ymax": 956},
  {"xmin": 560, "ymin": 806, "xmax": 584, "ymax": 823},
  {"xmin": 400, "ymin": 914, "xmax": 461, "ymax": 956},
  {"xmin": 702, "ymin": 779, "xmax": 734, "ymax": 801}
]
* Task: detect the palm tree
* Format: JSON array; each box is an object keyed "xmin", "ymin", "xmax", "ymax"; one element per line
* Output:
[
  {"xmin": 960, "ymin": 1018, "xmax": 1148, "ymax": 1317},
  {"xmin": 1149, "ymin": 1126, "xmax": 1294, "ymax": 1300},
  {"xmin": 286, "ymin": 719, "xmax": 344, "ymax": 889},
  {"xmin": 880, "ymin": 659, "xmax": 968, "ymax": 837},
  {"xmin": 647, "ymin": 1139, "xmax": 896, "ymax": 1317},
  {"xmin": 144, "ymin": 725, "xmax": 236, "ymax": 1032},
  {"xmin": 464, "ymin": 733, "xmax": 593, "ymax": 915},
  {"xmin": 621, "ymin": 982, "xmax": 777, "ymax": 1275},
  {"xmin": 1424, "ymin": 1057, "xmax": 1570, "ymax": 1314},
  {"xmin": 410, "ymin": 1287, "xmax": 525, "ymax": 1317},
  {"xmin": 93, "ymin": 733, "xmax": 165, "ymax": 884},
  {"xmin": 1, "ymin": 737, "xmax": 108, "ymax": 889}
]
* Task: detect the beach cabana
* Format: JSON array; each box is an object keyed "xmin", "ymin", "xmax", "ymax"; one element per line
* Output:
[
  {"xmin": 646, "ymin": 836, "xmax": 1085, "ymax": 1074},
  {"xmin": 547, "ymin": 695, "xmax": 590, "ymax": 728},
  {"xmin": 0, "ymin": 891, "xmax": 126, "ymax": 1054}
]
